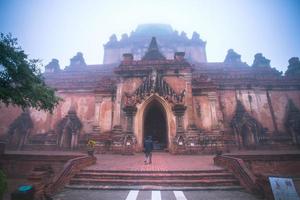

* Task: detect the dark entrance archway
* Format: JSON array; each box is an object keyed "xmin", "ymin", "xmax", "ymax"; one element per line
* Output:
[{"xmin": 143, "ymin": 100, "xmax": 168, "ymax": 150}]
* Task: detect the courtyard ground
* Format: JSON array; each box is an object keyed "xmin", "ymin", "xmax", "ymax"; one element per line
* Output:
[{"xmin": 3, "ymin": 149, "xmax": 300, "ymax": 200}]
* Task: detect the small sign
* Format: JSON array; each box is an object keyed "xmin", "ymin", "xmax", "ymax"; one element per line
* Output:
[
  {"xmin": 269, "ymin": 177, "xmax": 300, "ymax": 200},
  {"xmin": 190, "ymin": 143, "xmax": 195, "ymax": 147},
  {"xmin": 126, "ymin": 142, "xmax": 131, "ymax": 146},
  {"xmin": 178, "ymin": 142, "xmax": 183, "ymax": 145}
]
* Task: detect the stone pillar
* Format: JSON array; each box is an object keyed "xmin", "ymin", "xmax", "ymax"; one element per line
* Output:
[
  {"xmin": 123, "ymin": 105, "xmax": 137, "ymax": 134},
  {"xmin": 208, "ymin": 92, "xmax": 219, "ymax": 130},
  {"xmin": 113, "ymin": 80, "xmax": 123, "ymax": 128},
  {"xmin": 93, "ymin": 95, "xmax": 103, "ymax": 133},
  {"xmin": 184, "ymin": 73, "xmax": 196, "ymax": 127},
  {"xmin": 172, "ymin": 104, "xmax": 187, "ymax": 135}
]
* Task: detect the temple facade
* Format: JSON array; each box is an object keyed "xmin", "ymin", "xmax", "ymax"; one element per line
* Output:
[{"xmin": 1, "ymin": 24, "xmax": 300, "ymax": 154}]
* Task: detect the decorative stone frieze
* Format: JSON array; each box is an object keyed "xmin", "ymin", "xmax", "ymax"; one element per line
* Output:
[
  {"xmin": 124, "ymin": 69, "xmax": 186, "ymax": 107},
  {"xmin": 123, "ymin": 105, "xmax": 137, "ymax": 134},
  {"xmin": 172, "ymin": 104, "xmax": 187, "ymax": 135}
]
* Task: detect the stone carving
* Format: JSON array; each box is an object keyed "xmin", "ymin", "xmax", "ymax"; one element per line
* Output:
[
  {"xmin": 66, "ymin": 52, "xmax": 87, "ymax": 70},
  {"xmin": 56, "ymin": 107, "xmax": 82, "ymax": 149},
  {"xmin": 180, "ymin": 31, "xmax": 188, "ymax": 40},
  {"xmin": 285, "ymin": 57, "xmax": 300, "ymax": 77},
  {"xmin": 109, "ymin": 34, "xmax": 118, "ymax": 42},
  {"xmin": 284, "ymin": 99, "xmax": 300, "ymax": 145},
  {"xmin": 7, "ymin": 110, "xmax": 33, "ymax": 149},
  {"xmin": 191, "ymin": 74, "xmax": 215, "ymax": 91},
  {"xmin": 224, "ymin": 49, "xmax": 241, "ymax": 63},
  {"xmin": 71, "ymin": 52, "xmax": 86, "ymax": 66},
  {"xmin": 124, "ymin": 69, "xmax": 186, "ymax": 106},
  {"xmin": 103, "ymin": 34, "xmax": 118, "ymax": 48},
  {"xmin": 122, "ymin": 105, "xmax": 137, "ymax": 134},
  {"xmin": 252, "ymin": 53, "xmax": 270, "ymax": 68},
  {"xmin": 192, "ymin": 32, "xmax": 200, "ymax": 41},
  {"xmin": 45, "ymin": 59, "xmax": 61, "ymax": 73},
  {"xmin": 231, "ymin": 100, "xmax": 265, "ymax": 148},
  {"xmin": 175, "ymin": 135, "xmax": 185, "ymax": 146},
  {"xmin": 123, "ymin": 134, "xmax": 136, "ymax": 146}
]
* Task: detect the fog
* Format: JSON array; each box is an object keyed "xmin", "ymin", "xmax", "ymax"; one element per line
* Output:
[{"xmin": 0, "ymin": 0, "xmax": 299, "ymax": 71}]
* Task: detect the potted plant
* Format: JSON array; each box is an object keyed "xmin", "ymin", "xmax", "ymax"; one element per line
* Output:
[{"xmin": 87, "ymin": 139, "xmax": 96, "ymax": 156}]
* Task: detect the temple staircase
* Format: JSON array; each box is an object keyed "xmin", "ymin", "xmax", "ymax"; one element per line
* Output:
[{"xmin": 66, "ymin": 168, "xmax": 242, "ymax": 190}]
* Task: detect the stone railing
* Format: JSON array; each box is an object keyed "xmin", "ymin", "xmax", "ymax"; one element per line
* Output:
[
  {"xmin": 48, "ymin": 155, "xmax": 96, "ymax": 195},
  {"xmin": 214, "ymin": 155, "xmax": 262, "ymax": 195}
]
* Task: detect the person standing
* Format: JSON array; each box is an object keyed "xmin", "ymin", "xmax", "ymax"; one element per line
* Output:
[{"xmin": 144, "ymin": 136, "xmax": 153, "ymax": 164}]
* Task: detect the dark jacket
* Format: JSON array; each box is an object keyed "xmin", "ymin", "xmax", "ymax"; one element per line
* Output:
[{"xmin": 144, "ymin": 138, "xmax": 153, "ymax": 153}]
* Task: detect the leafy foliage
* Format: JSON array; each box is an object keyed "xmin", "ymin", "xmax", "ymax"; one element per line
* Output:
[
  {"xmin": 0, "ymin": 33, "xmax": 61, "ymax": 113},
  {"xmin": 0, "ymin": 170, "xmax": 7, "ymax": 197}
]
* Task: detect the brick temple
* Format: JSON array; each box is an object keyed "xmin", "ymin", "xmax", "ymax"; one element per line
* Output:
[{"xmin": 1, "ymin": 24, "xmax": 300, "ymax": 154}]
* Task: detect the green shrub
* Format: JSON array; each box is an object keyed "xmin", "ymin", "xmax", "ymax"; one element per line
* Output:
[{"xmin": 0, "ymin": 170, "xmax": 7, "ymax": 198}]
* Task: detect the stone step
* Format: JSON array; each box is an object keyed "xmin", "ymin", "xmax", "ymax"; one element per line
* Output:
[
  {"xmin": 80, "ymin": 169, "xmax": 228, "ymax": 174},
  {"xmin": 69, "ymin": 177, "xmax": 240, "ymax": 187},
  {"xmin": 65, "ymin": 184, "xmax": 244, "ymax": 191},
  {"xmin": 74, "ymin": 172, "xmax": 235, "ymax": 180},
  {"xmin": 68, "ymin": 168, "xmax": 240, "ymax": 190}
]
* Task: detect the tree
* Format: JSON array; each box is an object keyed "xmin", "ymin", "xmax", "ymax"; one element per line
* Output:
[{"xmin": 0, "ymin": 33, "xmax": 61, "ymax": 113}]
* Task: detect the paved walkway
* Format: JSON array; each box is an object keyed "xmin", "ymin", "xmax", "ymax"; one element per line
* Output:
[
  {"xmin": 53, "ymin": 189, "xmax": 260, "ymax": 200},
  {"xmin": 87, "ymin": 152, "xmax": 222, "ymax": 171}
]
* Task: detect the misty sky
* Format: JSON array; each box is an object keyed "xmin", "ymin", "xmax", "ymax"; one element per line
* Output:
[{"xmin": 0, "ymin": 0, "xmax": 300, "ymax": 72}]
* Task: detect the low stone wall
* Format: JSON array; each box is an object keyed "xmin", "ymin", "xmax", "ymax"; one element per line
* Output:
[
  {"xmin": 48, "ymin": 155, "xmax": 96, "ymax": 195},
  {"xmin": 214, "ymin": 155, "xmax": 261, "ymax": 194},
  {"xmin": 214, "ymin": 152, "xmax": 300, "ymax": 199},
  {"xmin": 230, "ymin": 154, "xmax": 300, "ymax": 176},
  {"xmin": 0, "ymin": 152, "xmax": 96, "ymax": 199},
  {"xmin": 0, "ymin": 152, "xmax": 82, "ymax": 178}
]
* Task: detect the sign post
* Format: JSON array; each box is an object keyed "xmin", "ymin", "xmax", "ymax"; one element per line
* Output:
[{"xmin": 269, "ymin": 177, "xmax": 300, "ymax": 200}]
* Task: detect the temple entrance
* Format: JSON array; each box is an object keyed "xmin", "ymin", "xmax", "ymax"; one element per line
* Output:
[{"xmin": 143, "ymin": 100, "xmax": 168, "ymax": 150}]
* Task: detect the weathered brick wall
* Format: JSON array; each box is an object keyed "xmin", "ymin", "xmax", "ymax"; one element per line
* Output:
[
  {"xmin": 233, "ymin": 154, "xmax": 300, "ymax": 176},
  {"xmin": 0, "ymin": 153, "xmax": 80, "ymax": 178},
  {"xmin": 193, "ymin": 96, "xmax": 212, "ymax": 130},
  {"xmin": 215, "ymin": 153, "xmax": 300, "ymax": 199},
  {"xmin": 269, "ymin": 90, "xmax": 300, "ymax": 132},
  {"xmin": 0, "ymin": 104, "xmax": 22, "ymax": 136}
]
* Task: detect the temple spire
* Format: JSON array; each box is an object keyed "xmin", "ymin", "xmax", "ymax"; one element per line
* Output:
[
  {"xmin": 148, "ymin": 37, "xmax": 159, "ymax": 51},
  {"xmin": 142, "ymin": 37, "xmax": 166, "ymax": 60}
]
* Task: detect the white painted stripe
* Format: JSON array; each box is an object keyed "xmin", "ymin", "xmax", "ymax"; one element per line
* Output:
[
  {"xmin": 174, "ymin": 191, "xmax": 187, "ymax": 200},
  {"xmin": 125, "ymin": 190, "xmax": 139, "ymax": 200},
  {"xmin": 152, "ymin": 190, "xmax": 161, "ymax": 200}
]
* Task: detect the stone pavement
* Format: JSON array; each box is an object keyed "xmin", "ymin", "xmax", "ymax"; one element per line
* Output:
[
  {"xmin": 87, "ymin": 152, "xmax": 222, "ymax": 171},
  {"xmin": 53, "ymin": 189, "xmax": 260, "ymax": 200}
]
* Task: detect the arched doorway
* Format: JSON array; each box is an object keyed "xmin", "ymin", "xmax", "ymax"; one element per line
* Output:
[{"xmin": 143, "ymin": 100, "xmax": 168, "ymax": 150}]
